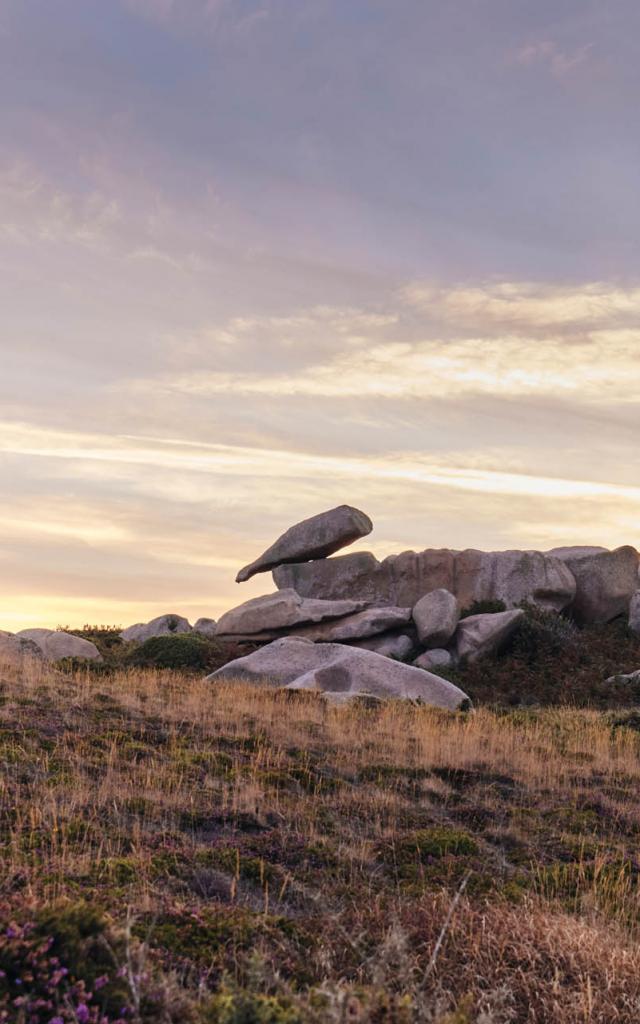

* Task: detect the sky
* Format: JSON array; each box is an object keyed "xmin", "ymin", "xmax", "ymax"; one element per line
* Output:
[{"xmin": 2, "ymin": 0, "xmax": 640, "ymax": 630}]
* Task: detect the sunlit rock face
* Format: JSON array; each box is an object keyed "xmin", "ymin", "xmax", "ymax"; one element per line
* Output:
[{"xmin": 275, "ymin": 548, "xmax": 576, "ymax": 613}]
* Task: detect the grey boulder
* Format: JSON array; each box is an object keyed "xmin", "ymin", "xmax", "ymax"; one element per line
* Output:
[
  {"xmin": 215, "ymin": 589, "xmax": 366, "ymax": 638},
  {"xmin": 630, "ymin": 593, "xmax": 640, "ymax": 637},
  {"xmin": 206, "ymin": 637, "xmax": 470, "ymax": 710},
  {"xmin": 290, "ymin": 605, "xmax": 412, "ymax": 642},
  {"xmin": 193, "ymin": 617, "xmax": 217, "ymax": 638},
  {"xmin": 549, "ymin": 546, "xmax": 640, "ymax": 624},
  {"xmin": 17, "ymin": 628, "xmax": 103, "ymax": 662},
  {"xmin": 236, "ymin": 504, "xmax": 372, "ymax": 583},
  {"xmin": 348, "ymin": 631, "xmax": 415, "ymax": 660},
  {"xmin": 414, "ymin": 649, "xmax": 452, "ymax": 671},
  {"xmin": 121, "ymin": 614, "xmax": 192, "ymax": 643},
  {"xmin": 455, "ymin": 609, "xmax": 524, "ymax": 663},
  {"xmin": 276, "ymin": 548, "xmax": 576, "ymax": 613},
  {"xmin": 412, "ymin": 589, "xmax": 460, "ymax": 647},
  {"xmin": 0, "ymin": 630, "xmax": 43, "ymax": 663}
]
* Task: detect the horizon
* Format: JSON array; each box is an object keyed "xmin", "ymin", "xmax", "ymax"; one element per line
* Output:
[{"xmin": 2, "ymin": 0, "xmax": 640, "ymax": 631}]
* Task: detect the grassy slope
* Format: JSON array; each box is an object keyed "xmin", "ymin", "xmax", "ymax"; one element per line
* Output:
[{"xmin": 2, "ymin": 654, "xmax": 640, "ymax": 1022}]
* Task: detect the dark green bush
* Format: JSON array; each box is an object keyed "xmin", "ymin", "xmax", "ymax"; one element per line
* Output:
[
  {"xmin": 127, "ymin": 633, "xmax": 220, "ymax": 671},
  {"xmin": 507, "ymin": 604, "xmax": 578, "ymax": 663}
]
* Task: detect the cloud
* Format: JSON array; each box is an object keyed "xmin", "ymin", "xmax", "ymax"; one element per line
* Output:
[
  {"xmin": 511, "ymin": 39, "xmax": 594, "ymax": 78},
  {"xmin": 401, "ymin": 281, "xmax": 640, "ymax": 332}
]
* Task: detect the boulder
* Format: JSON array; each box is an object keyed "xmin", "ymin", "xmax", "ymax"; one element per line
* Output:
[
  {"xmin": 412, "ymin": 589, "xmax": 459, "ymax": 648},
  {"xmin": 206, "ymin": 637, "xmax": 470, "ymax": 710},
  {"xmin": 0, "ymin": 630, "xmax": 43, "ymax": 663},
  {"xmin": 16, "ymin": 629, "xmax": 103, "ymax": 662},
  {"xmin": 455, "ymin": 609, "xmax": 524, "ymax": 663},
  {"xmin": 348, "ymin": 631, "xmax": 415, "ymax": 660},
  {"xmin": 414, "ymin": 649, "xmax": 452, "ymax": 672},
  {"xmin": 193, "ymin": 617, "xmax": 217, "ymax": 638},
  {"xmin": 215, "ymin": 589, "xmax": 366, "ymax": 638},
  {"xmin": 276, "ymin": 548, "xmax": 576, "ymax": 613},
  {"xmin": 549, "ymin": 546, "xmax": 640, "ymax": 624},
  {"xmin": 274, "ymin": 552, "xmax": 387, "ymax": 604},
  {"xmin": 17, "ymin": 627, "xmax": 56, "ymax": 642},
  {"xmin": 289, "ymin": 606, "xmax": 411, "ymax": 642},
  {"xmin": 121, "ymin": 614, "xmax": 192, "ymax": 643},
  {"xmin": 236, "ymin": 504, "xmax": 372, "ymax": 583},
  {"xmin": 605, "ymin": 669, "xmax": 640, "ymax": 685},
  {"xmin": 630, "ymin": 593, "xmax": 640, "ymax": 637}
]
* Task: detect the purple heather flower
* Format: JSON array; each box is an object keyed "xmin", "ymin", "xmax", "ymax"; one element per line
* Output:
[{"xmin": 76, "ymin": 1003, "xmax": 90, "ymax": 1023}]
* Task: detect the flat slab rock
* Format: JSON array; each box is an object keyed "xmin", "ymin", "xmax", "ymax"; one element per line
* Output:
[
  {"xmin": 236, "ymin": 504, "xmax": 372, "ymax": 583},
  {"xmin": 215, "ymin": 589, "xmax": 367, "ymax": 638},
  {"xmin": 206, "ymin": 637, "xmax": 470, "ymax": 710},
  {"xmin": 275, "ymin": 548, "xmax": 576, "ymax": 613},
  {"xmin": 288, "ymin": 605, "xmax": 412, "ymax": 642}
]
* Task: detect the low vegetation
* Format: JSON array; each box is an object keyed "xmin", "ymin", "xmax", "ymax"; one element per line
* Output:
[{"xmin": 2, "ymin": 639, "xmax": 640, "ymax": 1022}]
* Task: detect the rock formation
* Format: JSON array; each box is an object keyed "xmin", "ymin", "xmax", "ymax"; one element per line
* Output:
[
  {"xmin": 236, "ymin": 504, "xmax": 372, "ymax": 583},
  {"xmin": 275, "ymin": 548, "xmax": 576, "ymax": 612}
]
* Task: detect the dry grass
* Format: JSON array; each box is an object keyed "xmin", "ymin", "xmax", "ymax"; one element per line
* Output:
[{"xmin": 2, "ymin": 655, "xmax": 640, "ymax": 1022}]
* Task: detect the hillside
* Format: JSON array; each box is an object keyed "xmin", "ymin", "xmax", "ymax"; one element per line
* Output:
[{"xmin": 3, "ymin": 656, "xmax": 640, "ymax": 1023}]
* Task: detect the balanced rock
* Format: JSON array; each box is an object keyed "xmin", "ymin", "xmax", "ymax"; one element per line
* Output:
[
  {"xmin": 630, "ymin": 593, "xmax": 640, "ymax": 637},
  {"xmin": 455, "ymin": 609, "xmax": 524, "ymax": 663},
  {"xmin": 414, "ymin": 649, "xmax": 452, "ymax": 672},
  {"xmin": 0, "ymin": 630, "xmax": 43, "ymax": 664},
  {"xmin": 121, "ymin": 614, "xmax": 192, "ymax": 643},
  {"xmin": 549, "ymin": 546, "xmax": 640, "ymax": 624},
  {"xmin": 412, "ymin": 589, "xmax": 459, "ymax": 648},
  {"xmin": 193, "ymin": 617, "xmax": 217, "ymax": 638},
  {"xmin": 236, "ymin": 504, "xmax": 372, "ymax": 583},
  {"xmin": 276, "ymin": 548, "xmax": 575, "ymax": 613},
  {"xmin": 289, "ymin": 606, "xmax": 411, "ymax": 642},
  {"xmin": 215, "ymin": 589, "xmax": 366, "ymax": 638},
  {"xmin": 206, "ymin": 637, "xmax": 470, "ymax": 710},
  {"xmin": 348, "ymin": 631, "xmax": 415, "ymax": 660},
  {"xmin": 17, "ymin": 628, "xmax": 103, "ymax": 662}
]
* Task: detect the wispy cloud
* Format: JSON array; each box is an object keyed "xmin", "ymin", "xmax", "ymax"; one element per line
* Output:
[{"xmin": 511, "ymin": 39, "xmax": 594, "ymax": 78}]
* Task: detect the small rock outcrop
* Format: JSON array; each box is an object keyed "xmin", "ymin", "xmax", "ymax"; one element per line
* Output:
[
  {"xmin": 549, "ymin": 546, "xmax": 640, "ymax": 624},
  {"xmin": 193, "ymin": 617, "xmax": 217, "ymax": 638},
  {"xmin": 206, "ymin": 637, "xmax": 470, "ymax": 710},
  {"xmin": 121, "ymin": 614, "xmax": 192, "ymax": 643},
  {"xmin": 455, "ymin": 609, "xmax": 524, "ymax": 663},
  {"xmin": 236, "ymin": 505, "xmax": 372, "ymax": 583},
  {"xmin": 349, "ymin": 632, "xmax": 415, "ymax": 660},
  {"xmin": 215, "ymin": 589, "xmax": 366, "ymax": 638},
  {"xmin": 17, "ymin": 629, "xmax": 102, "ymax": 662},
  {"xmin": 412, "ymin": 589, "xmax": 460, "ymax": 648}
]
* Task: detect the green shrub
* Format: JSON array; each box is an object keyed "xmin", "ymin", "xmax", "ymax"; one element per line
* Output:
[
  {"xmin": 507, "ymin": 604, "xmax": 578, "ymax": 663},
  {"xmin": 127, "ymin": 633, "xmax": 219, "ymax": 671}
]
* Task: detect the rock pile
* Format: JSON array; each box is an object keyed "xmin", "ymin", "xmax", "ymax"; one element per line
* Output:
[{"xmin": 209, "ymin": 505, "xmax": 640, "ymax": 708}]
